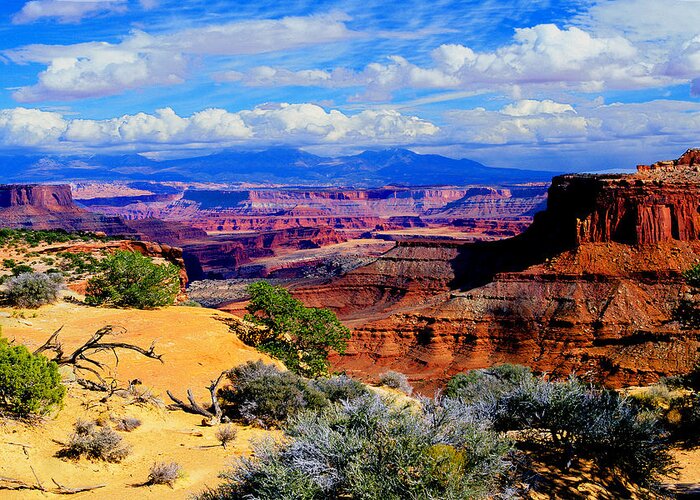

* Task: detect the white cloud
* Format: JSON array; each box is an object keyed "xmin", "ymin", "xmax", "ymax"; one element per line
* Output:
[
  {"xmin": 4, "ymin": 13, "xmax": 358, "ymax": 101},
  {"xmin": 0, "ymin": 108, "xmax": 67, "ymax": 146},
  {"xmin": 0, "ymin": 104, "xmax": 438, "ymax": 152},
  {"xmin": 9, "ymin": 33, "xmax": 188, "ymax": 102},
  {"xmin": 443, "ymin": 99, "xmax": 700, "ymax": 146},
  {"xmin": 572, "ymin": 0, "xmax": 700, "ymax": 46},
  {"xmin": 228, "ymin": 24, "xmax": 670, "ymax": 99},
  {"xmin": 501, "ymin": 99, "xmax": 575, "ymax": 116},
  {"xmin": 12, "ymin": 0, "xmax": 127, "ymax": 24}
]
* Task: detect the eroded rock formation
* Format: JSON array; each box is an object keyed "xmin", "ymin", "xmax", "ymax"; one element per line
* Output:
[{"xmin": 290, "ymin": 150, "xmax": 700, "ymax": 390}]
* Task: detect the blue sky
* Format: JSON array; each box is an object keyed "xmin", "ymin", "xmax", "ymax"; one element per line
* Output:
[{"xmin": 0, "ymin": 0, "xmax": 699, "ymax": 170}]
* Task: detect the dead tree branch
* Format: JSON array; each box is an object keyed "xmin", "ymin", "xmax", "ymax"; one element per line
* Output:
[
  {"xmin": 167, "ymin": 371, "xmax": 228, "ymax": 426},
  {"xmin": 34, "ymin": 325, "xmax": 163, "ymax": 392},
  {"xmin": 51, "ymin": 479, "xmax": 106, "ymax": 494}
]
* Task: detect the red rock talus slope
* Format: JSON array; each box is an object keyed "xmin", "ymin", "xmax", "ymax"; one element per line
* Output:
[{"xmin": 294, "ymin": 150, "xmax": 700, "ymax": 391}]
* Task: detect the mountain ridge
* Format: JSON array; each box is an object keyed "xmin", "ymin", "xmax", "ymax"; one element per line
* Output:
[{"xmin": 0, "ymin": 148, "xmax": 556, "ymax": 186}]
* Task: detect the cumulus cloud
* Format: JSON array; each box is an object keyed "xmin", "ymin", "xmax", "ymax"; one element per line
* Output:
[
  {"xmin": 443, "ymin": 99, "xmax": 700, "ymax": 146},
  {"xmin": 0, "ymin": 104, "xmax": 438, "ymax": 152},
  {"xmin": 227, "ymin": 24, "xmax": 669, "ymax": 99},
  {"xmin": 0, "ymin": 108, "xmax": 67, "ymax": 146},
  {"xmin": 501, "ymin": 99, "xmax": 576, "ymax": 116},
  {"xmin": 12, "ymin": 0, "xmax": 127, "ymax": 24},
  {"xmin": 8, "ymin": 33, "xmax": 188, "ymax": 102},
  {"xmin": 4, "ymin": 13, "xmax": 358, "ymax": 101}
]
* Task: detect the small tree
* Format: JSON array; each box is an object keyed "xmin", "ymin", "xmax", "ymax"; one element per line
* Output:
[
  {"xmin": 85, "ymin": 251, "xmax": 180, "ymax": 309},
  {"xmin": 676, "ymin": 264, "xmax": 700, "ymax": 327},
  {"xmin": 5, "ymin": 272, "xmax": 63, "ymax": 308},
  {"xmin": 243, "ymin": 282, "xmax": 350, "ymax": 377},
  {"xmin": 0, "ymin": 336, "xmax": 65, "ymax": 417}
]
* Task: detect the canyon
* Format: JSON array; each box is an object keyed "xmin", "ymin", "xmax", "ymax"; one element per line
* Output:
[
  {"xmin": 282, "ymin": 149, "xmax": 700, "ymax": 391},
  {"xmin": 4, "ymin": 151, "xmax": 700, "ymax": 393}
]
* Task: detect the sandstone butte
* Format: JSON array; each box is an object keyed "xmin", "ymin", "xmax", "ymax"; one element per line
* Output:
[{"xmin": 288, "ymin": 149, "xmax": 700, "ymax": 391}]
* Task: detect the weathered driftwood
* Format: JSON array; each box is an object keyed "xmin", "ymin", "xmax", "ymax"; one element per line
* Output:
[{"xmin": 167, "ymin": 371, "xmax": 228, "ymax": 426}]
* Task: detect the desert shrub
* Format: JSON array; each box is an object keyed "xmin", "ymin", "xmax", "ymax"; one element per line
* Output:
[
  {"xmin": 480, "ymin": 376, "xmax": 675, "ymax": 485},
  {"xmin": 4, "ymin": 272, "xmax": 63, "ymax": 308},
  {"xmin": 0, "ymin": 336, "xmax": 65, "ymax": 417},
  {"xmin": 311, "ymin": 374, "xmax": 369, "ymax": 403},
  {"xmin": 11, "ymin": 264, "xmax": 34, "ymax": 276},
  {"xmin": 85, "ymin": 250, "xmax": 180, "ymax": 309},
  {"xmin": 220, "ymin": 361, "xmax": 327, "ymax": 428},
  {"xmin": 148, "ymin": 461, "xmax": 183, "ymax": 487},
  {"xmin": 243, "ymin": 281, "xmax": 350, "ymax": 377},
  {"xmin": 176, "ymin": 299, "xmax": 202, "ymax": 307},
  {"xmin": 199, "ymin": 394, "xmax": 512, "ymax": 499},
  {"xmin": 0, "ymin": 229, "xmax": 106, "ymax": 248},
  {"xmin": 122, "ymin": 385, "xmax": 164, "ymax": 407},
  {"xmin": 378, "ymin": 370, "xmax": 413, "ymax": 395},
  {"xmin": 216, "ymin": 425, "xmax": 238, "ymax": 449},
  {"xmin": 61, "ymin": 419, "xmax": 130, "ymax": 462},
  {"xmin": 445, "ymin": 364, "xmax": 534, "ymax": 401},
  {"xmin": 112, "ymin": 416, "xmax": 142, "ymax": 432}
]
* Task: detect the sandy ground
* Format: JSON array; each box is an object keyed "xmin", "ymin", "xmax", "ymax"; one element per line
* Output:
[{"xmin": 0, "ymin": 302, "xmax": 280, "ymax": 499}]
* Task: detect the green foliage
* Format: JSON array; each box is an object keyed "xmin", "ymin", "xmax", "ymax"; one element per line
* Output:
[
  {"xmin": 57, "ymin": 251, "xmax": 102, "ymax": 275},
  {"xmin": 683, "ymin": 264, "xmax": 700, "ymax": 288},
  {"xmin": 85, "ymin": 251, "xmax": 180, "ymax": 309},
  {"xmin": 311, "ymin": 374, "xmax": 369, "ymax": 403},
  {"xmin": 4, "ymin": 272, "xmax": 63, "ymax": 308},
  {"xmin": 0, "ymin": 336, "xmax": 65, "ymax": 417},
  {"xmin": 445, "ymin": 364, "xmax": 534, "ymax": 401},
  {"xmin": 221, "ymin": 361, "xmax": 327, "ymax": 428},
  {"xmin": 244, "ymin": 281, "xmax": 350, "ymax": 377},
  {"xmin": 0, "ymin": 228, "xmax": 107, "ymax": 248},
  {"xmin": 480, "ymin": 374, "xmax": 676, "ymax": 485},
  {"xmin": 199, "ymin": 394, "xmax": 512, "ymax": 499},
  {"xmin": 11, "ymin": 264, "xmax": 34, "ymax": 276},
  {"xmin": 675, "ymin": 264, "xmax": 700, "ymax": 327}
]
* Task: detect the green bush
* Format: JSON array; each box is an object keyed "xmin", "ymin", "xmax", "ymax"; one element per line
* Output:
[
  {"xmin": 445, "ymin": 364, "xmax": 534, "ymax": 401},
  {"xmin": 311, "ymin": 374, "xmax": 369, "ymax": 403},
  {"xmin": 0, "ymin": 336, "xmax": 65, "ymax": 417},
  {"xmin": 85, "ymin": 251, "xmax": 180, "ymax": 309},
  {"xmin": 0, "ymin": 228, "xmax": 106, "ymax": 247},
  {"xmin": 199, "ymin": 394, "xmax": 512, "ymax": 499},
  {"xmin": 11, "ymin": 264, "xmax": 34, "ymax": 276},
  {"xmin": 243, "ymin": 281, "xmax": 350, "ymax": 377},
  {"xmin": 220, "ymin": 361, "xmax": 327, "ymax": 428},
  {"xmin": 4, "ymin": 272, "xmax": 63, "ymax": 309},
  {"xmin": 481, "ymin": 375, "xmax": 675, "ymax": 485}
]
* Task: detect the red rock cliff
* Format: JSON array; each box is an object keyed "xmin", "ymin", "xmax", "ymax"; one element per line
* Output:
[
  {"xmin": 0, "ymin": 184, "xmax": 79, "ymax": 212},
  {"xmin": 292, "ymin": 150, "xmax": 700, "ymax": 391}
]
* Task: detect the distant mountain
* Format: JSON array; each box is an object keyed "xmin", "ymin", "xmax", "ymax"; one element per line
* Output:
[{"xmin": 0, "ymin": 148, "xmax": 556, "ymax": 186}]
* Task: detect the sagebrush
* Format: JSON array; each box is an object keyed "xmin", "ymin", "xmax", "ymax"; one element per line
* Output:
[{"xmin": 4, "ymin": 272, "xmax": 63, "ymax": 308}]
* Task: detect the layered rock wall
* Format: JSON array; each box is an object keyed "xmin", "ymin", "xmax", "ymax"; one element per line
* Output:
[{"xmin": 292, "ymin": 150, "xmax": 700, "ymax": 390}]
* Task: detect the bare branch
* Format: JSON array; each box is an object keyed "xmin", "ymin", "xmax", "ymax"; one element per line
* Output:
[
  {"xmin": 36, "ymin": 325, "xmax": 163, "ymax": 393},
  {"xmin": 51, "ymin": 479, "xmax": 106, "ymax": 495},
  {"xmin": 166, "ymin": 371, "xmax": 228, "ymax": 426},
  {"xmin": 33, "ymin": 326, "xmax": 64, "ymax": 358}
]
